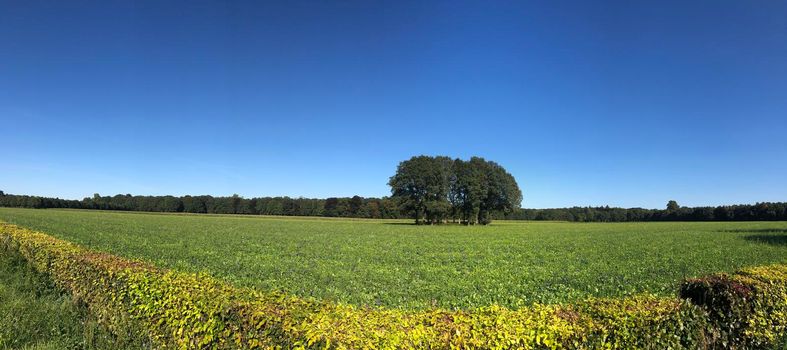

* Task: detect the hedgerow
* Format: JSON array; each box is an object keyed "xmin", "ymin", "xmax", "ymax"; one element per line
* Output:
[
  {"xmin": 0, "ymin": 221, "xmax": 783, "ymax": 349},
  {"xmin": 681, "ymin": 264, "xmax": 787, "ymax": 348}
]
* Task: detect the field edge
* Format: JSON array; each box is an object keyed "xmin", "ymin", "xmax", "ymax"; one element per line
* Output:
[{"xmin": 3, "ymin": 220, "xmax": 786, "ymax": 348}]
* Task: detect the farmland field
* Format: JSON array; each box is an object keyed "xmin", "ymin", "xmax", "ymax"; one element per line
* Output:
[{"xmin": 0, "ymin": 207, "xmax": 785, "ymax": 310}]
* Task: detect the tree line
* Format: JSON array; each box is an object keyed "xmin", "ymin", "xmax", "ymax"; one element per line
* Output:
[
  {"xmin": 1, "ymin": 191, "xmax": 785, "ymax": 223},
  {"xmin": 0, "ymin": 191, "xmax": 405, "ymax": 218},
  {"xmin": 389, "ymin": 156, "xmax": 522, "ymax": 225},
  {"xmin": 504, "ymin": 201, "xmax": 787, "ymax": 222}
]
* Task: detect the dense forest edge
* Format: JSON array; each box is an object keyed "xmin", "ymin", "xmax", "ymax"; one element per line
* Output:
[{"xmin": 1, "ymin": 191, "xmax": 786, "ymax": 222}]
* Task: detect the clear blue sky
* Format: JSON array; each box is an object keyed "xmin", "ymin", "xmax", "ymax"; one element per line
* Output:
[{"xmin": 2, "ymin": 1, "xmax": 786, "ymax": 209}]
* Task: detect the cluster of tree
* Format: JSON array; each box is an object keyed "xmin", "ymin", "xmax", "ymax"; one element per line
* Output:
[
  {"xmin": 504, "ymin": 201, "xmax": 787, "ymax": 222},
  {"xmin": 2, "ymin": 190, "xmax": 786, "ymax": 223},
  {"xmin": 388, "ymin": 156, "xmax": 522, "ymax": 225},
  {"xmin": 0, "ymin": 191, "xmax": 406, "ymax": 219}
]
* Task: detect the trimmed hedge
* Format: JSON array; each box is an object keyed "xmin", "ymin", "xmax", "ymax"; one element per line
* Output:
[
  {"xmin": 681, "ymin": 264, "xmax": 787, "ymax": 348},
  {"xmin": 1, "ymin": 222, "xmax": 782, "ymax": 349}
]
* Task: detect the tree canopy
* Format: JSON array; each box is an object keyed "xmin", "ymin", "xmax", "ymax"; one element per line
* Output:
[{"xmin": 389, "ymin": 156, "xmax": 522, "ymax": 225}]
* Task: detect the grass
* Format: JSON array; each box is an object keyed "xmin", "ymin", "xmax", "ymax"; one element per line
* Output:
[
  {"xmin": 0, "ymin": 250, "xmax": 81, "ymax": 349},
  {"xmin": 0, "ymin": 238, "xmax": 145, "ymax": 349},
  {"xmin": 0, "ymin": 207, "xmax": 786, "ymax": 310}
]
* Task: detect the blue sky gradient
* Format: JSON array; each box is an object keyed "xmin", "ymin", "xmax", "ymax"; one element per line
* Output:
[{"xmin": 2, "ymin": 0, "xmax": 786, "ymax": 208}]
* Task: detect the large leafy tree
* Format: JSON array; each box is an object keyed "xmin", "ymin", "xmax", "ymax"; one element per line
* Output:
[
  {"xmin": 478, "ymin": 158, "xmax": 522, "ymax": 224},
  {"xmin": 452, "ymin": 157, "xmax": 486, "ymax": 224},
  {"xmin": 451, "ymin": 157, "xmax": 522, "ymax": 225},
  {"xmin": 388, "ymin": 155, "xmax": 453, "ymax": 224}
]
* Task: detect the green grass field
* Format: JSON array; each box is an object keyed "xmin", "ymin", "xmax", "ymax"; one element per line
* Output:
[{"xmin": 1, "ymin": 207, "xmax": 785, "ymax": 310}]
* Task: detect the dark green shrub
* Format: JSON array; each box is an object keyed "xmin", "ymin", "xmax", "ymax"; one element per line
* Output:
[{"xmin": 681, "ymin": 265, "xmax": 787, "ymax": 348}]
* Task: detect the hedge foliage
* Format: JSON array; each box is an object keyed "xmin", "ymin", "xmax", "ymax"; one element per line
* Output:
[
  {"xmin": 0, "ymin": 221, "xmax": 784, "ymax": 349},
  {"xmin": 681, "ymin": 264, "xmax": 787, "ymax": 348}
]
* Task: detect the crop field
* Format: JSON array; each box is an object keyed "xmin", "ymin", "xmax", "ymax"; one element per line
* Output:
[{"xmin": 0, "ymin": 207, "xmax": 785, "ymax": 310}]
